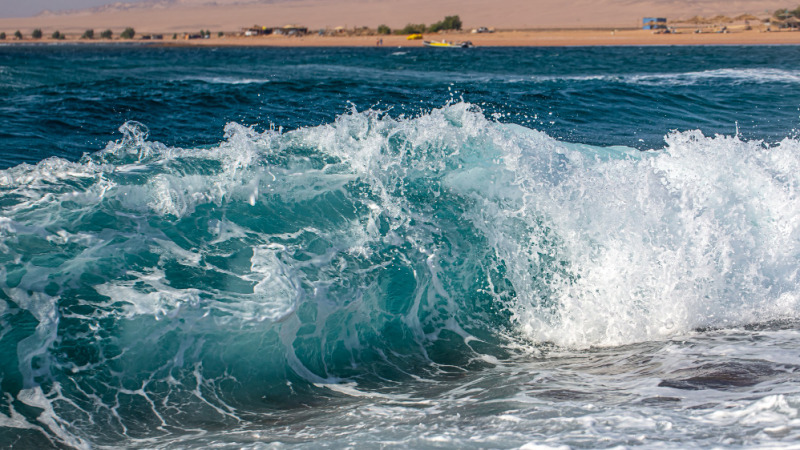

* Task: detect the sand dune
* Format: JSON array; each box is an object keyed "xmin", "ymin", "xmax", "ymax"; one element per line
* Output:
[{"xmin": 0, "ymin": 0, "xmax": 790, "ymax": 35}]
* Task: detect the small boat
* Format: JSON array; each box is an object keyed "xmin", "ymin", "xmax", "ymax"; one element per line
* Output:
[{"xmin": 423, "ymin": 40, "xmax": 474, "ymax": 48}]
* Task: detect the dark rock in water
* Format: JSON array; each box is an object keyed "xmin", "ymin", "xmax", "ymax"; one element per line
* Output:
[
  {"xmin": 658, "ymin": 361, "xmax": 789, "ymax": 391},
  {"xmin": 638, "ymin": 396, "xmax": 682, "ymax": 404}
]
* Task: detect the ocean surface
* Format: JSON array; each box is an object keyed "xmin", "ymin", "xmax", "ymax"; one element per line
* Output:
[{"xmin": 2, "ymin": 43, "xmax": 800, "ymax": 449}]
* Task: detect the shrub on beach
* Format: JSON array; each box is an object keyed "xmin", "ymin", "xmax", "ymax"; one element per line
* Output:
[
  {"xmin": 120, "ymin": 27, "xmax": 135, "ymax": 39},
  {"xmin": 82, "ymin": 29, "xmax": 94, "ymax": 39},
  {"xmin": 0, "ymin": 32, "xmax": 5, "ymax": 40},
  {"xmin": 395, "ymin": 15, "xmax": 462, "ymax": 35},
  {"xmin": 785, "ymin": 6, "xmax": 800, "ymax": 18},
  {"xmin": 51, "ymin": 30, "xmax": 65, "ymax": 40},
  {"xmin": 14, "ymin": 30, "xmax": 22, "ymax": 39},
  {"xmin": 772, "ymin": 7, "xmax": 800, "ymax": 19},
  {"xmin": 397, "ymin": 23, "xmax": 426, "ymax": 34},
  {"xmin": 428, "ymin": 15, "xmax": 462, "ymax": 32},
  {"xmin": 100, "ymin": 29, "xmax": 113, "ymax": 39},
  {"xmin": 218, "ymin": 31, "xmax": 224, "ymax": 37},
  {"xmin": 377, "ymin": 24, "xmax": 391, "ymax": 35},
  {"xmin": 32, "ymin": 29, "xmax": 42, "ymax": 39}
]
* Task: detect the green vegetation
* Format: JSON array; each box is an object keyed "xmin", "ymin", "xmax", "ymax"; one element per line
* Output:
[
  {"xmin": 51, "ymin": 30, "xmax": 65, "ymax": 40},
  {"xmin": 774, "ymin": 6, "xmax": 800, "ymax": 19},
  {"xmin": 397, "ymin": 23, "xmax": 426, "ymax": 34},
  {"xmin": 14, "ymin": 30, "xmax": 22, "ymax": 39},
  {"xmin": 32, "ymin": 28, "xmax": 43, "ymax": 39},
  {"xmin": 173, "ymin": 33, "xmax": 178, "ymax": 39},
  {"xmin": 81, "ymin": 29, "xmax": 94, "ymax": 39},
  {"xmin": 377, "ymin": 24, "xmax": 391, "ymax": 35},
  {"xmin": 100, "ymin": 29, "xmax": 113, "ymax": 39},
  {"xmin": 120, "ymin": 27, "xmax": 135, "ymax": 39},
  {"xmin": 395, "ymin": 15, "xmax": 462, "ymax": 35},
  {"xmin": 218, "ymin": 31, "xmax": 224, "ymax": 37},
  {"xmin": 428, "ymin": 15, "xmax": 462, "ymax": 32},
  {"xmin": 0, "ymin": 32, "xmax": 5, "ymax": 40}
]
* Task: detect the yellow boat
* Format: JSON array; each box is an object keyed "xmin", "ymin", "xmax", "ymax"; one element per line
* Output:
[
  {"xmin": 406, "ymin": 34, "xmax": 423, "ymax": 40},
  {"xmin": 423, "ymin": 40, "xmax": 473, "ymax": 48}
]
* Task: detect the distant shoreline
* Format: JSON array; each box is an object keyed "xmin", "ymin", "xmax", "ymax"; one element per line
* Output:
[{"xmin": 4, "ymin": 29, "xmax": 800, "ymax": 47}]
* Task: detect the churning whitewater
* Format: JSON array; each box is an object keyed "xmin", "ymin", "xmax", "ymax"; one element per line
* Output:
[{"xmin": 2, "ymin": 102, "xmax": 800, "ymax": 447}]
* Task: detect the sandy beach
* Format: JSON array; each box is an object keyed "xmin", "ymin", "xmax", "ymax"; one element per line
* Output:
[
  {"xmin": 1, "ymin": 0, "xmax": 799, "ymax": 47},
  {"xmin": 170, "ymin": 29, "xmax": 800, "ymax": 47},
  {"xmin": 4, "ymin": 28, "xmax": 800, "ymax": 48}
]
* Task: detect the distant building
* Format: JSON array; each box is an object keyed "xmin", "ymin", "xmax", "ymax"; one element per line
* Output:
[
  {"xmin": 243, "ymin": 26, "xmax": 273, "ymax": 36},
  {"xmin": 278, "ymin": 25, "xmax": 308, "ymax": 36},
  {"xmin": 643, "ymin": 18, "xmax": 667, "ymax": 30},
  {"xmin": 242, "ymin": 25, "xmax": 306, "ymax": 37}
]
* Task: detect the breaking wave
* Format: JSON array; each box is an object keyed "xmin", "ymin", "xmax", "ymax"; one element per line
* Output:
[{"xmin": 1, "ymin": 102, "xmax": 800, "ymax": 447}]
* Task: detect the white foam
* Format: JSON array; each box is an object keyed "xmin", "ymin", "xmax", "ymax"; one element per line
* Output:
[
  {"xmin": 529, "ymin": 68, "xmax": 800, "ymax": 86},
  {"xmin": 95, "ymin": 270, "xmax": 201, "ymax": 320},
  {"xmin": 485, "ymin": 127, "xmax": 800, "ymax": 347},
  {"xmin": 698, "ymin": 395, "xmax": 800, "ymax": 429},
  {"xmin": 246, "ymin": 245, "xmax": 301, "ymax": 322},
  {"xmin": 16, "ymin": 386, "xmax": 90, "ymax": 449},
  {"xmin": 183, "ymin": 76, "xmax": 271, "ymax": 85},
  {"xmin": 629, "ymin": 68, "xmax": 800, "ymax": 86}
]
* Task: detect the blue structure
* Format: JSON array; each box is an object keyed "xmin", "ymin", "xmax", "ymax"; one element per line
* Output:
[{"xmin": 643, "ymin": 17, "xmax": 667, "ymax": 30}]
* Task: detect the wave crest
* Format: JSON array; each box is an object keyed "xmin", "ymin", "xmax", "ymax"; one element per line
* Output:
[{"xmin": 2, "ymin": 103, "xmax": 800, "ymax": 445}]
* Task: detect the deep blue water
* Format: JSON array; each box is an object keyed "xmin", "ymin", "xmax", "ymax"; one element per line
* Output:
[
  {"xmin": 2, "ymin": 44, "xmax": 800, "ymax": 448},
  {"xmin": 2, "ymin": 45, "xmax": 799, "ymax": 169}
]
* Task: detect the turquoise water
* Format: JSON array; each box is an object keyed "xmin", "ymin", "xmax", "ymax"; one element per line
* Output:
[{"xmin": 2, "ymin": 44, "xmax": 800, "ymax": 448}]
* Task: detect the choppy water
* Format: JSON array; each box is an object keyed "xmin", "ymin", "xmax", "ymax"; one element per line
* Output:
[{"xmin": 2, "ymin": 44, "xmax": 800, "ymax": 449}]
